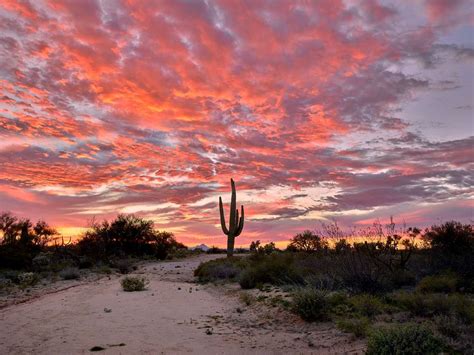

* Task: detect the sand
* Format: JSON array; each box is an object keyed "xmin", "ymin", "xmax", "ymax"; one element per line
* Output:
[{"xmin": 0, "ymin": 254, "xmax": 365, "ymax": 354}]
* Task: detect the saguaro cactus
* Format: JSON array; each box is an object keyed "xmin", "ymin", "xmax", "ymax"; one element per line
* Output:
[{"xmin": 219, "ymin": 178, "xmax": 244, "ymax": 257}]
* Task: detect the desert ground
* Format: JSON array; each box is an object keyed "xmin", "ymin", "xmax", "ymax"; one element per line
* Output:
[{"xmin": 0, "ymin": 254, "xmax": 365, "ymax": 354}]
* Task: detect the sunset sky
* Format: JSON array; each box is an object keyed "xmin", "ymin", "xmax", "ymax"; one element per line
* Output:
[{"xmin": 0, "ymin": 0, "xmax": 473, "ymax": 246}]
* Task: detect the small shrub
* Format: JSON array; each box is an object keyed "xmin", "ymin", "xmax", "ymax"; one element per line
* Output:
[
  {"xmin": 32, "ymin": 252, "xmax": 53, "ymax": 271},
  {"xmin": 239, "ymin": 292, "xmax": 255, "ymax": 306},
  {"xmin": 238, "ymin": 254, "xmax": 304, "ymax": 289},
  {"xmin": 349, "ymin": 294, "xmax": 385, "ymax": 318},
  {"xmin": 268, "ymin": 295, "xmax": 291, "ymax": 309},
  {"xmin": 336, "ymin": 317, "xmax": 370, "ymax": 338},
  {"xmin": 17, "ymin": 272, "xmax": 39, "ymax": 287},
  {"xmin": 327, "ymin": 292, "xmax": 353, "ymax": 316},
  {"xmin": 95, "ymin": 264, "xmax": 112, "ymax": 274},
  {"xmin": 366, "ymin": 323, "xmax": 444, "ymax": 355},
  {"xmin": 194, "ymin": 257, "xmax": 245, "ymax": 283},
  {"xmin": 291, "ymin": 288, "xmax": 329, "ymax": 322},
  {"xmin": 433, "ymin": 315, "xmax": 462, "ymax": 339},
  {"xmin": 2, "ymin": 270, "xmax": 21, "ymax": 284},
  {"xmin": 114, "ymin": 259, "xmax": 133, "ymax": 274},
  {"xmin": 121, "ymin": 276, "xmax": 149, "ymax": 292},
  {"xmin": 238, "ymin": 269, "xmax": 258, "ymax": 289},
  {"xmin": 391, "ymin": 291, "xmax": 474, "ymax": 322},
  {"xmin": 78, "ymin": 256, "xmax": 93, "ymax": 269},
  {"xmin": 417, "ymin": 274, "xmax": 459, "ymax": 293},
  {"xmin": 59, "ymin": 267, "xmax": 80, "ymax": 280}
]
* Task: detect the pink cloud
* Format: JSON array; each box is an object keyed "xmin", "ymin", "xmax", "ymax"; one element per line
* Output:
[{"xmin": 0, "ymin": 0, "xmax": 472, "ymax": 245}]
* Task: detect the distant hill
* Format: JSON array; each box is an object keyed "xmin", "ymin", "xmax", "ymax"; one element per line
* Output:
[{"xmin": 190, "ymin": 244, "xmax": 210, "ymax": 252}]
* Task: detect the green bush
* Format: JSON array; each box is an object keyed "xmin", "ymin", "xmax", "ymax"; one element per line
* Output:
[
  {"xmin": 291, "ymin": 288, "xmax": 329, "ymax": 322},
  {"xmin": 238, "ymin": 254, "xmax": 304, "ymax": 289},
  {"xmin": 121, "ymin": 276, "xmax": 149, "ymax": 292},
  {"xmin": 390, "ymin": 292, "xmax": 474, "ymax": 323},
  {"xmin": 194, "ymin": 257, "xmax": 246, "ymax": 283},
  {"xmin": 336, "ymin": 317, "xmax": 370, "ymax": 338},
  {"xmin": 366, "ymin": 323, "xmax": 444, "ymax": 355},
  {"xmin": 349, "ymin": 294, "xmax": 386, "ymax": 318},
  {"xmin": 416, "ymin": 274, "xmax": 459, "ymax": 293},
  {"xmin": 59, "ymin": 267, "xmax": 80, "ymax": 280}
]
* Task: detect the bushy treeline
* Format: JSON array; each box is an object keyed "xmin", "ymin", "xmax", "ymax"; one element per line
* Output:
[{"xmin": 0, "ymin": 212, "xmax": 186, "ymax": 271}]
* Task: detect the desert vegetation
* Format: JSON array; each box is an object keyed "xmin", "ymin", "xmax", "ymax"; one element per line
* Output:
[
  {"xmin": 121, "ymin": 275, "xmax": 149, "ymax": 292},
  {"xmin": 195, "ymin": 220, "xmax": 474, "ymax": 354},
  {"xmin": 0, "ymin": 212, "xmax": 186, "ymax": 298}
]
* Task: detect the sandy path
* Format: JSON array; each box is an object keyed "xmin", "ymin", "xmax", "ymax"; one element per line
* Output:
[{"xmin": 0, "ymin": 255, "xmax": 364, "ymax": 354}]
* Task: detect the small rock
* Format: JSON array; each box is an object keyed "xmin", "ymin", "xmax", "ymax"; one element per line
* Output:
[
  {"xmin": 104, "ymin": 308, "xmax": 112, "ymax": 313},
  {"xmin": 90, "ymin": 346, "xmax": 105, "ymax": 352}
]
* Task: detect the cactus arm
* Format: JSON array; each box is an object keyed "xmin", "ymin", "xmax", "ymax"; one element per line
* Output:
[
  {"xmin": 219, "ymin": 196, "xmax": 229, "ymax": 235},
  {"xmin": 235, "ymin": 205, "xmax": 244, "ymax": 236}
]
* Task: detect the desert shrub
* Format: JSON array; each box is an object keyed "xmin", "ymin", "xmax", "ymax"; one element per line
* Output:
[
  {"xmin": 239, "ymin": 292, "xmax": 255, "ymax": 306},
  {"xmin": 0, "ymin": 213, "xmax": 59, "ymax": 270},
  {"xmin": 0, "ymin": 277, "xmax": 13, "ymax": 292},
  {"xmin": 433, "ymin": 315, "xmax": 463, "ymax": 339},
  {"xmin": 334, "ymin": 239, "xmax": 351, "ymax": 253},
  {"xmin": 238, "ymin": 269, "xmax": 259, "ymax": 289},
  {"xmin": 349, "ymin": 294, "xmax": 386, "ymax": 318},
  {"xmin": 423, "ymin": 221, "xmax": 474, "ymax": 277},
  {"xmin": 194, "ymin": 257, "xmax": 246, "ymax": 283},
  {"xmin": 433, "ymin": 315, "xmax": 474, "ymax": 353},
  {"xmin": 113, "ymin": 259, "xmax": 134, "ymax": 274},
  {"xmin": 305, "ymin": 274, "xmax": 342, "ymax": 291},
  {"xmin": 77, "ymin": 214, "xmax": 185, "ymax": 260},
  {"xmin": 17, "ymin": 272, "xmax": 39, "ymax": 287},
  {"xmin": 366, "ymin": 323, "xmax": 444, "ymax": 355},
  {"xmin": 291, "ymin": 288, "xmax": 329, "ymax": 322},
  {"xmin": 336, "ymin": 317, "xmax": 370, "ymax": 338},
  {"xmin": 417, "ymin": 273, "xmax": 459, "ymax": 293},
  {"xmin": 249, "ymin": 240, "xmax": 278, "ymax": 257},
  {"xmin": 331, "ymin": 235, "xmax": 418, "ymax": 294},
  {"xmin": 59, "ymin": 267, "xmax": 80, "ymax": 280},
  {"xmin": 78, "ymin": 256, "xmax": 93, "ymax": 269},
  {"xmin": 32, "ymin": 252, "xmax": 54, "ymax": 271},
  {"xmin": 335, "ymin": 250, "xmax": 390, "ymax": 293},
  {"xmin": 121, "ymin": 276, "xmax": 149, "ymax": 292},
  {"xmin": 326, "ymin": 292, "xmax": 353, "ymax": 315},
  {"xmin": 238, "ymin": 254, "xmax": 304, "ymax": 289},
  {"xmin": 424, "ymin": 221, "xmax": 473, "ymax": 255},
  {"xmin": 95, "ymin": 264, "xmax": 112, "ymax": 274},
  {"xmin": 0, "ymin": 244, "xmax": 38, "ymax": 269},
  {"xmin": 391, "ymin": 291, "xmax": 474, "ymax": 323},
  {"xmin": 287, "ymin": 230, "xmax": 328, "ymax": 253}
]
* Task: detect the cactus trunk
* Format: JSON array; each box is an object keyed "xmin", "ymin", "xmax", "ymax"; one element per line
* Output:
[{"xmin": 219, "ymin": 178, "xmax": 245, "ymax": 257}]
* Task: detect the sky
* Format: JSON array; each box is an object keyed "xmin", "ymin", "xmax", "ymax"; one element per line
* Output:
[{"xmin": 0, "ymin": 0, "xmax": 473, "ymax": 247}]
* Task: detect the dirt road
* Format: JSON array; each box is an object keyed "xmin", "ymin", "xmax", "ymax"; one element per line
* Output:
[{"xmin": 0, "ymin": 254, "xmax": 364, "ymax": 354}]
